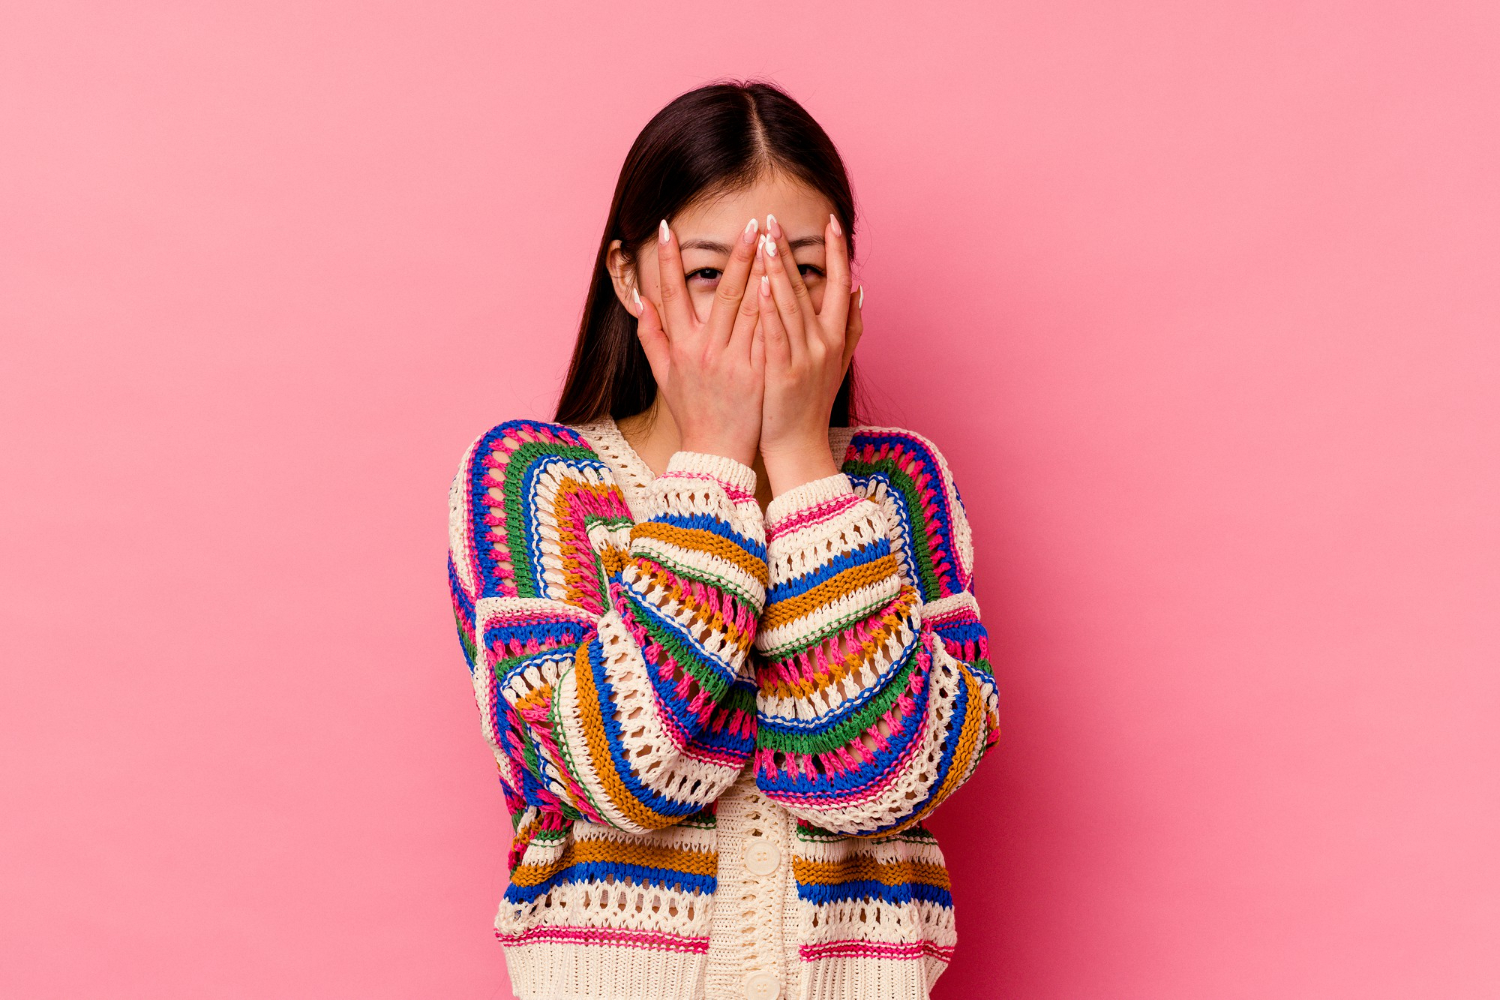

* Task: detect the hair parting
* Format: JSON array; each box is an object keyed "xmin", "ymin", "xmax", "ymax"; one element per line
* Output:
[{"xmin": 554, "ymin": 80, "xmax": 859, "ymax": 426}]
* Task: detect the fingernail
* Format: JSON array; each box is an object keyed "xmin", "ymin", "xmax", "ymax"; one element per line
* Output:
[
  {"xmin": 767, "ymin": 213, "xmax": 782, "ymax": 239},
  {"xmin": 659, "ymin": 219, "xmax": 670, "ymax": 243},
  {"xmin": 631, "ymin": 286, "xmax": 642, "ymax": 311},
  {"xmin": 858, "ymin": 285, "xmax": 864, "ymax": 309},
  {"xmin": 761, "ymin": 275, "xmax": 771, "ymax": 296},
  {"xmin": 765, "ymin": 236, "xmax": 778, "ymax": 258},
  {"xmin": 829, "ymin": 214, "xmax": 843, "ymax": 237},
  {"xmin": 743, "ymin": 217, "xmax": 759, "ymax": 243}
]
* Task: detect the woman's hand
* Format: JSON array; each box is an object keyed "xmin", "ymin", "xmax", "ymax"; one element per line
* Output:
[
  {"xmin": 756, "ymin": 213, "xmax": 864, "ymax": 496},
  {"xmin": 633, "ymin": 217, "xmax": 767, "ymax": 468}
]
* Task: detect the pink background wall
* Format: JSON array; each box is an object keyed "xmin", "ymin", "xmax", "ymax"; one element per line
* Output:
[{"xmin": 4, "ymin": 2, "xmax": 1497, "ymax": 997}]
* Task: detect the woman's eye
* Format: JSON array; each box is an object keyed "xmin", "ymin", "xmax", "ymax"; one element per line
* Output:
[
  {"xmin": 687, "ymin": 268, "xmax": 723, "ymax": 283},
  {"xmin": 798, "ymin": 265, "xmax": 825, "ymax": 280}
]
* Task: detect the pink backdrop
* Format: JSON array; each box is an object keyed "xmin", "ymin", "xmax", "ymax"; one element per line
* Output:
[{"xmin": 4, "ymin": 2, "xmax": 1497, "ymax": 997}]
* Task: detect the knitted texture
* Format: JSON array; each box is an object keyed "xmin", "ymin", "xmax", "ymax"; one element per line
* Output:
[{"xmin": 448, "ymin": 418, "xmax": 999, "ymax": 1000}]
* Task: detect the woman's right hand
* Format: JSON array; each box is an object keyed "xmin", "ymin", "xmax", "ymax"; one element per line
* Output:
[{"xmin": 632, "ymin": 217, "xmax": 766, "ymax": 468}]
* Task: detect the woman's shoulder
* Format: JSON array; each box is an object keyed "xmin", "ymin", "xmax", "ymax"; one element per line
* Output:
[
  {"xmin": 838, "ymin": 423, "xmax": 962, "ymax": 486},
  {"xmin": 453, "ymin": 417, "xmax": 620, "ymax": 494},
  {"xmin": 450, "ymin": 417, "xmax": 630, "ymax": 605},
  {"xmin": 456, "ymin": 417, "xmax": 604, "ymax": 467},
  {"xmin": 836, "ymin": 422, "xmax": 974, "ymax": 598}
]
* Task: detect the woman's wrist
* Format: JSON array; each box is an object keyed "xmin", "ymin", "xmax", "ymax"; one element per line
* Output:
[
  {"xmin": 678, "ymin": 434, "xmax": 757, "ymax": 470},
  {"xmin": 761, "ymin": 439, "xmax": 840, "ymax": 498}
]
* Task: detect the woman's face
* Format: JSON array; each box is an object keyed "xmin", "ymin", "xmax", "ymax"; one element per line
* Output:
[{"xmin": 609, "ymin": 171, "xmax": 840, "ymax": 321}]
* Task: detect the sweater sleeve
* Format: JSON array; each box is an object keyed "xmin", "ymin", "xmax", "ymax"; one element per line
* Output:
[
  {"xmin": 448, "ymin": 420, "xmax": 767, "ymax": 835},
  {"xmin": 751, "ymin": 429, "xmax": 1000, "ymax": 836}
]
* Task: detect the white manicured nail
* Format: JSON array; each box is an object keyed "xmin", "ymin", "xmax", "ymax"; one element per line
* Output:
[
  {"xmin": 632, "ymin": 286, "xmax": 641, "ymax": 311},
  {"xmin": 765, "ymin": 236, "xmax": 778, "ymax": 258},
  {"xmin": 767, "ymin": 213, "xmax": 780, "ymax": 238},
  {"xmin": 829, "ymin": 213, "xmax": 843, "ymax": 237},
  {"xmin": 761, "ymin": 275, "xmax": 770, "ymax": 296},
  {"xmin": 858, "ymin": 285, "xmax": 864, "ymax": 308},
  {"xmin": 659, "ymin": 219, "xmax": 670, "ymax": 243},
  {"xmin": 743, "ymin": 218, "xmax": 759, "ymax": 242}
]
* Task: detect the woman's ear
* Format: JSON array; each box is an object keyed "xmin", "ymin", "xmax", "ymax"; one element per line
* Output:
[{"xmin": 606, "ymin": 240, "xmax": 639, "ymax": 315}]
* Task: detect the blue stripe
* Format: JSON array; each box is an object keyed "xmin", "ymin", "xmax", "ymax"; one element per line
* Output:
[
  {"xmin": 518, "ymin": 452, "xmax": 614, "ymax": 596},
  {"xmin": 448, "ymin": 553, "xmax": 476, "ymax": 672},
  {"xmin": 931, "ymin": 618, "xmax": 986, "ymax": 646},
  {"xmin": 683, "ymin": 677, "xmax": 757, "ymax": 758},
  {"xmin": 485, "ymin": 617, "xmax": 593, "ymax": 656},
  {"xmin": 504, "ymin": 862, "xmax": 718, "ymax": 904},
  {"xmin": 643, "ymin": 510, "xmax": 767, "ymax": 563},
  {"xmin": 846, "ymin": 430, "xmax": 959, "ymax": 600},
  {"xmin": 585, "ymin": 631, "xmax": 724, "ymax": 822},
  {"xmin": 765, "ymin": 537, "xmax": 893, "ymax": 603},
  {"xmin": 757, "ymin": 625, "xmax": 920, "ymax": 734},
  {"xmin": 796, "ymin": 877, "xmax": 953, "ymax": 908},
  {"xmin": 845, "ymin": 470, "xmax": 919, "ymax": 592},
  {"xmin": 620, "ymin": 575, "xmax": 740, "ymax": 689},
  {"xmin": 757, "ymin": 639, "xmax": 937, "ymax": 805}
]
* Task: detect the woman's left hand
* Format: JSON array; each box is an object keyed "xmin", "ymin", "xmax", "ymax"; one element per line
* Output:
[{"xmin": 756, "ymin": 213, "xmax": 863, "ymax": 497}]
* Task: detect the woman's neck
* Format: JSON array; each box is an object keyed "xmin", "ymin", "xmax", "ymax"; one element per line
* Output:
[{"xmin": 617, "ymin": 400, "xmax": 775, "ymax": 511}]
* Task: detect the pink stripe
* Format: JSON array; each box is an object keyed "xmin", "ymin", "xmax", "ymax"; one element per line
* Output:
[
  {"xmin": 799, "ymin": 939, "xmax": 955, "ymax": 962},
  {"xmin": 766, "ymin": 493, "xmax": 862, "ymax": 540},
  {"xmin": 497, "ymin": 925, "xmax": 710, "ymax": 954},
  {"xmin": 658, "ymin": 469, "xmax": 755, "ymax": 503},
  {"xmin": 759, "ymin": 708, "xmax": 931, "ymax": 809}
]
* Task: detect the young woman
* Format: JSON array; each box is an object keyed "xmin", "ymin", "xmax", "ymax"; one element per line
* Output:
[{"xmin": 447, "ymin": 81, "xmax": 999, "ymax": 1000}]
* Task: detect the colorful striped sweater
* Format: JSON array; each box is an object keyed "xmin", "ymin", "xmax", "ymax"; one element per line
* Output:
[{"xmin": 447, "ymin": 417, "xmax": 999, "ymax": 1000}]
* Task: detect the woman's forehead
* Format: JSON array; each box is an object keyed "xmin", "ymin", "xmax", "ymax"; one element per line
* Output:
[{"xmin": 677, "ymin": 175, "xmax": 834, "ymax": 236}]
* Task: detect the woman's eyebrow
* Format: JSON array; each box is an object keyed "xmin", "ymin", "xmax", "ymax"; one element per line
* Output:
[
  {"xmin": 678, "ymin": 235, "xmax": 826, "ymax": 253},
  {"xmin": 679, "ymin": 238, "xmax": 734, "ymax": 253}
]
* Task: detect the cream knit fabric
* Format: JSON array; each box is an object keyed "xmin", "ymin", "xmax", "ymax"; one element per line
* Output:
[{"xmin": 449, "ymin": 417, "xmax": 999, "ymax": 1000}]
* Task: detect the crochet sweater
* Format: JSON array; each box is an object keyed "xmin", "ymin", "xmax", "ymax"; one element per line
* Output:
[{"xmin": 447, "ymin": 417, "xmax": 999, "ymax": 1000}]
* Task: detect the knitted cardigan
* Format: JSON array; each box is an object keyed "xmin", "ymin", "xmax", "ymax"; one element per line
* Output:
[{"xmin": 447, "ymin": 417, "xmax": 999, "ymax": 1000}]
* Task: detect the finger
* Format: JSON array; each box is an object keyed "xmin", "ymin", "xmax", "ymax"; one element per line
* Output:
[
  {"xmin": 728, "ymin": 245, "xmax": 766, "ymax": 362},
  {"xmin": 635, "ymin": 295, "xmax": 672, "ymax": 385},
  {"xmin": 757, "ymin": 270, "xmax": 792, "ymax": 368},
  {"xmin": 706, "ymin": 217, "xmax": 762, "ymax": 347},
  {"xmin": 766, "ymin": 213, "xmax": 818, "ymax": 325},
  {"xmin": 750, "ymin": 310, "xmax": 765, "ymax": 383},
  {"xmin": 760, "ymin": 228, "xmax": 807, "ymax": 359},
  {"xmin": 820, "ymin": 213, "xmax": 853, "ymax": 340},
  {"xmin": 655, "ymin": 219, "xmax": 696, "ymax": 339},
  {"xmin": 841, "ymin": 285, "xmax": 864, "ymax": 371}
]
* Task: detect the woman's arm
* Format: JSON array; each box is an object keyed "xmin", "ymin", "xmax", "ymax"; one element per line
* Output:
[
  {"xmin": 448, "ymin": 214, "xmax": 772, "ymax": 834},
  {"xmin": 751, "ymin": 429, "xmax": 999, "ymax": 836},
  {"xmin": 748, "ymin": 216, "xmax": 997, "ymax": 836},
  {"xmin": 448, "ymin": 420, "xmax": 768, "ymax": 834}
]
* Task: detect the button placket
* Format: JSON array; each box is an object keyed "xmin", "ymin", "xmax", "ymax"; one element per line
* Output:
[
  {"xmin": 745, "ymin": 970, "xmax": 781, "ymax": 1000},
  {"xmin": 743, "ymin": 838, "xmax": 781, "ymax": 876}
]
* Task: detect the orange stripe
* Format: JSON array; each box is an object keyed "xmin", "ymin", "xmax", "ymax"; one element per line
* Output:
[
  {"xmin": 760, "ymin": 587, "xmax": 919, "ymax": 700},
  {"xmin": 631, "ymin": 521, "xmax": 769, "ymax": 587},
  {"xmin": 924, "ymin": 668, "xmax": 988, "ymax": 813},
  {"xmin": 569, "ymin": 642, "xmax": 679, "ymax": 831},
  {"xmin": 630, "ymin": 563, "xmax": 753, "ymax": 657},
  {"xmin": 548, "ymin": 478, "xmax": 623, "ymax": 609},
  {"xmin": 511, "ymin": 838, "xmax": 717, "ymax": 887},
  {"xmin": 887, "ymin": 656, "xmax": 992, "ymax": 837},
  {"xmin": 792, "ymin": 855, "xmax": 951, "ymax": 890},
  {"xmin": 760, "ymin": 555, "xmax": 901, "ymax": 632}
]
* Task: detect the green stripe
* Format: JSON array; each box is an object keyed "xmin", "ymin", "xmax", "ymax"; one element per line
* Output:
[
  {"xmin": 621, "ymin": 586, "xmax": 738, "ymax": 701},
  {"xmin": 844, "ymin": 457, "xmax": 942, "ymax": 602},
  {"xmin": 499, "ymin": 441, "xmax": 601, "ymax": 599},
  {"xmin": 756, "ymin": 654, "xmax": 918, "ymax": 755}
]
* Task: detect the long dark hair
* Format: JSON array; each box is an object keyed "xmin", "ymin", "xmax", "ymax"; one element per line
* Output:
[{"xmin": 554, "ymin": 81, "xmax": 859, "ymax": 426}]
